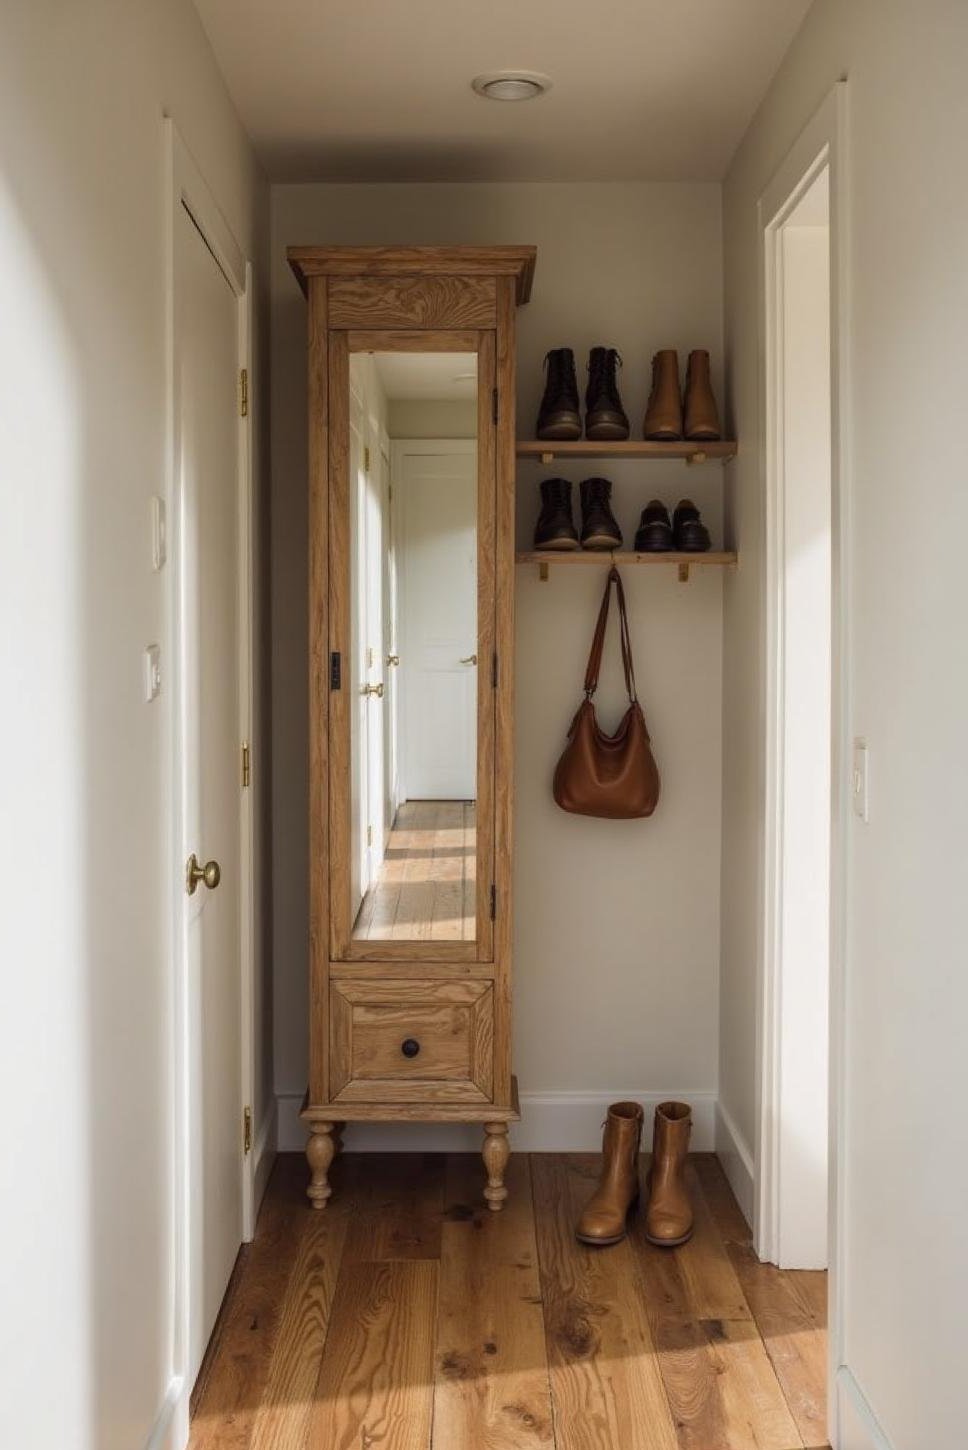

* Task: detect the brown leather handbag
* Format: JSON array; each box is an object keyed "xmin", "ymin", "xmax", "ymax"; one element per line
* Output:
[{"xmin": 553, "ymin": 566, "xmax": 660, "ymax": 819}]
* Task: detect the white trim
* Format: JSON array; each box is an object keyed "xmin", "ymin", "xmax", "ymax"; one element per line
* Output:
[
  {"xmin": 714, "ymin": 1100, "xmax": 755, "ymax": 1227},
  {"xmin": 275, "ymin": 1089, "xmax": 716, "ymax": 1154},
  {"xmin": 836, "ymin": 1367, "xmax": 896, "ymax": 1450},
  {"xmin": 238, "ymin": 260, "xmax": 258, "ymax": 1242},
  {"xmin": 165, "ymin": 116, "xmax": 254, "ymax": 1434},
  {"xmin": 754, "ymin": 79, "xmax": 850, "ymax": 1442},
  {"xmin": 253, "ymin": 1103, "xmax": 277, "ymax": 1218},
  {"xmin": 142, "ymin": 1376, "xmax": 186, "ymax": 1450}
]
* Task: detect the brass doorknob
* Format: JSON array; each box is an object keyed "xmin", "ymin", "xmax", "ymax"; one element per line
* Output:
[
  {"xmin": 362, "ymin": 681, "xmax": 385, "ymax": 698},
  {"xmin": 460, "ymin": 654, "xmax": 478, "ymax": 666},
  {"xmin": 186, "ymin": 853, "xmax": 221, "ymax": 895}
]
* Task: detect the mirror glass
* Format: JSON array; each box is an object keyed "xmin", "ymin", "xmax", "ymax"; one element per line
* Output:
[{"xmin": 348, "ymin": 351, "xmax": 478, "ymax": 943}]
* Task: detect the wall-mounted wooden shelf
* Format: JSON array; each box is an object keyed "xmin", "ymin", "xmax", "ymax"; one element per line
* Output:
[
  {"xmin": 516, "ymin": 550, "xmax": 737, "ymax": 583},
  {"xmin": 516, "ymin": 439, "xmax": 736, "ymax": 466}
]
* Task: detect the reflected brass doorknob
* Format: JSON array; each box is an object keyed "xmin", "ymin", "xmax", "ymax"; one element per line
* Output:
[
  {"xmin": 362, "ymin": 682, "xmax": 385, "ymax": 699},
  {"xmin": 186, "ymin": 853, "xmax": 221, "ymax": 895},
  {"xmin": 460, "ymin": 654, "xmax": 478, "ymax": 666}
]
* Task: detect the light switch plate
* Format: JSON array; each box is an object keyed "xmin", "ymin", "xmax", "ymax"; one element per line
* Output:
[
  {"xmin": 852, "ymin": 737, "xmax": 869, "ymax": 821},
  {"xmin": 144, "ymin": 644, "xmax": 161, "ymax": 702},
  {"xmin": 151, "ymin": 495, "xmax": 167, "ymax": 571}
]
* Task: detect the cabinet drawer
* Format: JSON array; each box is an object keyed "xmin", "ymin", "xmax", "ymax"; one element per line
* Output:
[{"xmin": 330, "ymin": 980, "xmax": 493, "ymax": 1103}]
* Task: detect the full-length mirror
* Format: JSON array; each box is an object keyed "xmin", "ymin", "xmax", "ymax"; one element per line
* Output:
[{"xmin": 347, "ymin": 350, "xmax": 480, "ymax": 945}]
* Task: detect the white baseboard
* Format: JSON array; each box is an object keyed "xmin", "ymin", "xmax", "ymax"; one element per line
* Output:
[
  {"xmin": 276, "ymin": 1089, "xmax": 716, "ymax": 1154},
  {"xmin": 143, "ymin": 1376, "xmax": 186, "ymax": 1450},
  {"xmin": 714, "ymin": 1099, "xmax": 755, "ymax": 1227},
  {"xmin": 836, "ymin": 1366, "xmax": 895, "ymax": 1450},
  {"xmin": 253, "ymin": 1104, "xmax": 276, "ymax": 1217}
]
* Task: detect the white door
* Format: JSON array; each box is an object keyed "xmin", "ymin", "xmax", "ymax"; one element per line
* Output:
[
  {"xmin": 176, "ymin": 200, "xmax": 243, "ymax": 1386},
  {"xmin": 399, "ymin": 446, "xmax": 477, "ymax": 800}
]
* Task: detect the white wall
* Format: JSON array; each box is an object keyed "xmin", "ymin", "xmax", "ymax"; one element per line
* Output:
[
  {"xmin": 388, "ymin": 397, "xmax": 477, "ymax": 438},
  {"xmin": 270, "ymin": 181, "xmax": 725, "ymax": 1146},
  {"xmin": 0, "ymin": 5, "xmax": 268, "ymax": 1448},
  {"xmin": 721, "ymin": 2, "xmax": 968, "ymax": 1445}
]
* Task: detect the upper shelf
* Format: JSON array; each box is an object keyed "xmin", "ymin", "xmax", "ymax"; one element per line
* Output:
[{"xmin": 516, "ymin": 439, "xmax": 737, "ymax": 465}]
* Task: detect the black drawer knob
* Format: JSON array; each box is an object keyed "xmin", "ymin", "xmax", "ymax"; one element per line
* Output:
[{"xmin": 401, "ymin": 1038, "xmax": 420, "ymax": 1059}]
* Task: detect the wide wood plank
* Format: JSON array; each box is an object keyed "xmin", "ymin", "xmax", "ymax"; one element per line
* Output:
[
  {"xmin": 532, "ymin": 1154, "xmax": 678, "ymax": 1450},
  {"xmin": 247, "ymin": 1156, "xmax": 361, "ymax": 1450},
  {"xmin": 188, "ymin": 1157, "xmax": 307, "ymax": 1450},
  {"xmin": 434, "ymin": 1154, "xmax": 554, "ymax": 1448},
  {"xmin": 308, "ymin": 1259, "xmax": 438, "ymax": 1450},
  {"xmin": 341, "ymin": 1151, "xmax": 446, "ymax": 1264},
  {"xmin": 628, "ymin": 1159, "xmax": 803, "ymax": 1450},
  {"xmin": 692, "ymin": 1157, "xmax": 828, "ymax": 1448}
]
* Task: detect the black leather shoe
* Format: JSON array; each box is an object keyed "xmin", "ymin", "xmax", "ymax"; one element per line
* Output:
[
  {"xmin": 585, "ymin": 347, "xmax": 630, "ymax": 440},
  {"xmin": 580, "ymin": 478, "xmax": 623, "ymax": 550},
  {"xmin": 536, "ymin": 348, "xmax": 582, "ymax": 440},
  {"xmin": 534, "ymin": 478, "xmax": 579, "ymax": 550},
  {"xmin": 634, "ymin": 499, "xmax": 674, "ymax": 552},
  {"xmin": 673, "ymin": 499, "xmax": 711, "ymax": 552}
]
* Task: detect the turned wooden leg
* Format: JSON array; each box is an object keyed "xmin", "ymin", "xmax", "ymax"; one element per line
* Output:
[
  {"xmin": 306, "ymin": 1120, "xmax": 335, "ymax": 1209},
  {"xmin": 482, "ymin": 1122, "xmax": 510, "ymax": 1212}
]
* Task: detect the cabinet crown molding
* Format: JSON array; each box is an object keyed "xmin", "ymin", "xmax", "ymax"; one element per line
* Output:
[{"xmin": 287, "ymin": 244, "xmax": 537, "ymax": 303}]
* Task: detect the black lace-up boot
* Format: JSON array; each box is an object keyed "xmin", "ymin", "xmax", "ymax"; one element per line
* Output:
[
  {"xmin": 536, "ymin": 348, "xmax": 582, "ymax": 440},
  {"xmin": 534, "ymin": 477, "xmax": 579, "ymax": 551},
  {"xmin": 585, "ymin": 347, "xmax": 630, "ymax": 441},
  {"xmin": 580, "ymin": 477, "xmax": 623, "ymax": 551}
]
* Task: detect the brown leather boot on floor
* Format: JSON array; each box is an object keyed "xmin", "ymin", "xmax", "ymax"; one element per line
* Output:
[
  {"xmin": 683, "ymin": 350, "xmax": 722, "ymax": 441},
  {"xmin": 643, "ymin": 349, "xmax": 682, "ymax": 439},
  {"xmin": 644, "ymin": 1101, "xmax": 694, "ymax": 1246},
  {"xmin": 575, "ymin": 1101, "xmax": 644, "ymax": 1246}
]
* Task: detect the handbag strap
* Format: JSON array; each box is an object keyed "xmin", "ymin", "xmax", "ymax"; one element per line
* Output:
[{"xmin": 583, "ymin": 566, "xmax": 637, "ymax": 702}]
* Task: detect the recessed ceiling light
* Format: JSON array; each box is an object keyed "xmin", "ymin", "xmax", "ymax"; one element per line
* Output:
[{"xmin": 472, "ymin": 71, "xmax": 551, "ymax": 102}]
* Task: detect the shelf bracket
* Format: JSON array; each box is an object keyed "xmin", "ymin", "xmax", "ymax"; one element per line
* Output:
[
  {"xmin": 685, "ymin": 449, "xmax": 708, "ymax": 467},
  {"xmin": 539, "ymin": 561, "xmax": 549, "ymax": 582},
  {"xmin": 540, "ymin": 451, "xmax": 554, "ymax": 465},
  {"xmin": 678, "ymin": 562, "xmax": 690, "ymax": 583}
]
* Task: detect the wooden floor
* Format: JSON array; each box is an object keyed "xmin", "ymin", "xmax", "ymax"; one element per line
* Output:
[
  {"xmin": 190, "ymin": 1151, "xmax": 827, "ymax": 1450},
  {"xmin": 353, "ymin": 800, "xmax": 476, "ymax": 942}
]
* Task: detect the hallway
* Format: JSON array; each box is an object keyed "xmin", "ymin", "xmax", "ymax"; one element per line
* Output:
[{"xmin": 190, "ymin": 1153, "xmax": 828, "ymax": 1450}]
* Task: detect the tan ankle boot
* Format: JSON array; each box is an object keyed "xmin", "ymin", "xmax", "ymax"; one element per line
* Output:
[
  {"xmin": 576, "ymin": 1101, "xmax": 643, "ymax": 1246},
  {"xmin": 644, "ymin": 1102, "xmax": 693, "ymax": 1246},
  {"xmin": 683, "ymin": 350, "xmax": 721, "ymax": 441},
  {"xmin": 643, "ymin": 350, "xmax": 682, "ymax": 439}
]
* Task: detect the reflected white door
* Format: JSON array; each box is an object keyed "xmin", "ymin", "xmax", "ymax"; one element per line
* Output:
[
  {"xmin": 399, "ymin": 445, "xmax": 477, "ymax": 799},
  {"xmin": 176, "ymin": 201, "xmax": 242, "ymax": 1386}
]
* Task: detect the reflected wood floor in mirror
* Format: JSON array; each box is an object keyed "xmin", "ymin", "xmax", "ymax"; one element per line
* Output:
[
  {"xmin": 190, "ymin": 1152, "xmax": 829, "ymax": 1450},
  {"xmin": 354, "ymin": 800, "xmax": 476, "ymax": 941}
]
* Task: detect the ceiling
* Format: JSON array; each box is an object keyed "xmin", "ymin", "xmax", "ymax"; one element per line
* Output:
[
  {"xmin": 193, "ymin": 0, "xmax": 812, "ymax": 183},
  {"xmin": 373, "ymin": 352, "xmax": 477, "ymax": 402}
]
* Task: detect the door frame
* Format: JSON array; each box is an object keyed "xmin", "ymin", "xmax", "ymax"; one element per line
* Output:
[
  {"xmin": 164, "ymin": 118, "xmax": 257, "ymax": 1433},
  {"xmin": 390, "ymin": 437, "xmax": 478, "ymax": 806},
  {"xmin": 756, "ymin": 80, "xmax": 850, "ymax": 1439}
]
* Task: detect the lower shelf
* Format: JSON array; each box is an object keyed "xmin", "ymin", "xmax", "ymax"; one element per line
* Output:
[{"xmin": 516, "ymin": 550, "xmax": 737, "ymax": 582}]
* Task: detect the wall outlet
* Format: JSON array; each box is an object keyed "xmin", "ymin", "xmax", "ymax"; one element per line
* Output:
[
  {"xmin": 852, "ymin": 737, "xmax": 869, "ymax": 821},
  {"xmin": 144, "ymin": 644, "xmax": 161, "ymax": 702}
]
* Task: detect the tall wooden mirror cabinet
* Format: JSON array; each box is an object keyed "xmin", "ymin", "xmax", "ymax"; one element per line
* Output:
[{"xmin": 288, "ymin": 245, "xmax": 536, "ymax": 1209}]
